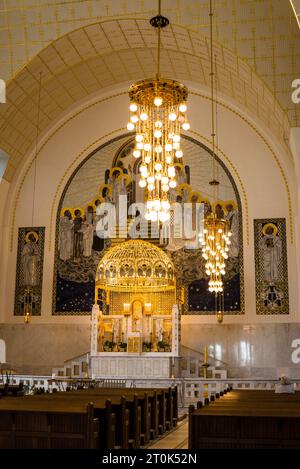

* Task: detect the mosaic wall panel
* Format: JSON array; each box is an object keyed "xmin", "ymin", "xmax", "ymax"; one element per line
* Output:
[
  {"xmin": 254, "ymin": 218, "xmax": 289, "ymax": 315},
  {"xmin": 53, "ymin": 134, "xmax": 244, "ymax": 315},
  {"xmin": 14, "ymin": 227, "xmax": 45, "ymax": 316}
]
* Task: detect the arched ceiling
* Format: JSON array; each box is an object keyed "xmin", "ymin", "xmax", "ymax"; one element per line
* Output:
[
  {"xmin": 0, "ymin": 0, "xmax": 298, "ymax": 124},
  {"xmin": 1, "ymin": 0, "xmax": 299, "ymax": 183}
]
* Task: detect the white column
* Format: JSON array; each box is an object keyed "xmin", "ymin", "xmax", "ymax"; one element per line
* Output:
[
  {"xmin": 172, "ymin": 304, "xmax": 180, "ymax": 356},
  {"xmin": 90, "ymin": 304, "xmax": 100, "ymax": 355}
]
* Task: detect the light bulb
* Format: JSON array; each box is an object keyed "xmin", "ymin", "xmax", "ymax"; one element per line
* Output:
[
  {"xmin": 173, "ymin": 134, "xmax": 180, "ymax": 143},
  {"xmin": 162, "ymin": 176, "xmax": 169, "ymax": 185},
  {"xmin": 159, "ymin": 211, "xmax": 169, "ymax": 222},
  {"xmin": 130, "ymin": 103, "xmax": 138, "ymax": 112},
  {"xmin": 147, "ymin": 176, "xmax": 154, "ymax": 184},
  {"xmin": 136, "ymin": 142, "xmax": 143, "ymax": 150},
  {"xmin": 133, "ymin": 150, "xmax": 141, "ymax": 158},
  {"xmin": 154, "ymin": 199, "xmax": 161, "ymax": 210},
  {"xmin": 148, "ymin": 183, "xmax": 154, "ymax": 191},
  {"xmin": 150, "ymin": 211, "xmax": 158, "ymax": 221},
  {"xmin": 155, "ymin": 162, "xmax": 162, "ymax": 172},
  {"xmin": 139, "ymin": 179, "xmax": 146, "ymax": 188},
  {"xmin": 140, "ymin": 112, "xmax": 148, "ymax": 121},
  {"xmin": 144, "ymin": 143, "xmax": 151, "ymax": 151},
  {"xmin": 168, "ymin": 166, "xmax": 175, "ymax": 177},
  {"xmin": 169, "ymin": 112, "xmax": 177, "ymax": 121},
  {"xmin": 135, "ymin": 134, "xmax": 143, "ymax": 142},
  {"xmin": 131, "ymin": 115, "xmax": 138, "ymax": 123},
  {"xmin": 165, "ymin": 143, "xmax": 173, "ymax": 152},
  {"xmin": 155, "ymin": 173, "xmax": 162, "ymax": 180},
  {"xmin": 146, "ymin": 200, "xmax": 154, "ymax": 210},
  {"xmin": 175, "ymin": 150, "xmax": 183, "ymax": 158},
  {"xmin": 140, "ymin": 165, "xmax": 147, "ymax": 174},
  {"xmin": 154, "ymin": 130, "xmax": 162, "ymax": 139},
  {"xmin": 169, "ymin": 180, "xmax": 177, "ymax": 188},
  {"xmin": 127, "ymin": 122, "xmax": 135, "ymax": 131},
  {"xmin": 145, "ymin": 155, "xmax": 151, "ymax": 164},
  {"xmin": 162, "ymin": 184, "xmax": 169, "ymax": 192},
  {"xmin": 155, "ymin": 145, "xmax": 162, "ymax": 153},
  {"xmin": 154, "ymin": 97, "xmax": 163, "ymax": 106},
  {"xmin": 182, "ymin": 122, "xmax": 190, "ymax": 131},
  {"xmin": 166, "ymin": 155, "xmax": 172, "ymax": 164},
  {"xmin": 155, "ymin": 120, "xmax": 162, "ymax": 128},
  {"xmin": 179, "ymin": 103, "xmax": 187, "ymax": 113},
  {"xmin": 161, "ymin": 200, "xmax": 170, "ymax": 210}
]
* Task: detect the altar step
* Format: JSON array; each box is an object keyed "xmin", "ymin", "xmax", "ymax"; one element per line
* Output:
[{"xmin": 52, "ymin": 352, "xmax": 90, "ymax": 379}]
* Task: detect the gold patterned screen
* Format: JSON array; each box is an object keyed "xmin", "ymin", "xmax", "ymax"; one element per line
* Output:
[{"xmin": 109, "ymin": 290, "xmax": 175, "ymax": 316}]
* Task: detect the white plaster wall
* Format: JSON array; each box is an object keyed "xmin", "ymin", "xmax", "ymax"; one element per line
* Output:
[{"xmin": 0, "ymin": 81, "xmax": 298, "ymax": 333}]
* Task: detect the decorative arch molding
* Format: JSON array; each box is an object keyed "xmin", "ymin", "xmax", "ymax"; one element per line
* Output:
[{"xmin": 1, "ymin": 18, "xmax": 290, "ymax": 183}]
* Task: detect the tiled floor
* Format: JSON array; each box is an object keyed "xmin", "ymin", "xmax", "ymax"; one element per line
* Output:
[{"xmin": 147, "ymin": 419, "xmax": 188, "ymax": 449}]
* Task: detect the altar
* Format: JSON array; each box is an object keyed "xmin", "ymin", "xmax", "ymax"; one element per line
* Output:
[{"xmin": 89, "ymin": 240, "xmax": 181, "ymax": 378}]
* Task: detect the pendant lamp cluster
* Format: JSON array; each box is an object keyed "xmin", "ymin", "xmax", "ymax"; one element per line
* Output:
[{"xmin": 127, "ymin": 1, "xmax": 190, "ymax": 222}]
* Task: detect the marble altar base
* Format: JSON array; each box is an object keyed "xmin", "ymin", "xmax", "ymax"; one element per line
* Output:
[{"xmin": 90, "ymin": 354, "xmax": 173, "ymax": 379}]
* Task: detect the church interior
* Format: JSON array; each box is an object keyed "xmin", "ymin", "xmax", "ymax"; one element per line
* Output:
[{"xmin": 0, "ymin": 0, "xmax": 300, "ymax": 453}]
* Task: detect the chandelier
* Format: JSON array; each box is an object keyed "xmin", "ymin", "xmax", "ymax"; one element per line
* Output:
[
  {"xmin": 127, "ymin": 1, "xmax": 190, "ymax": 223},
  {"xmin": 200, "ymin": 0, "xmax": 231, "ymax": 295},
  {"xmin": 199, "ymin": 212, "xmax": 231, "ymax": 293}
]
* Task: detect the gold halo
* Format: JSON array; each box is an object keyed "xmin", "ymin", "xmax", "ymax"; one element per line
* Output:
[
  {"xmin": 99, "ymin": 183, "xmax": 113, "ymax": 197},
  {"xmin": 85, "ymin": 203, "xmax": 97, "ymax": 213},
  {"xmin": 174, "ymin": 163, "xmax": 184, "ymax": 172},
  {"xmin": 25, "ymin": 230, "xmax": 39, "ymax": 243},
  {"xmin": 116, "ymin": 173, "xmax": 132, "ymax": 186},
  {"xmin": 74, "ymin": 207, "xmax": 85, "ymax": 217},
  {"xmin": 109, "ymin": 167, "xmax": 123, "ymax": 178},
  {"xmin": 211, "ymin": 200, "xmax": 226, "ymax": 213},
  {"xmin": 61, "ymin": 207, "xmax": 74, "ymax": 218},
  {"xmin": 177, "ymin": 183, "xmax": 191, "ymax": 195},
  {"xmin": 224, "ymin": 199, "xmax": 237, "ymax": 210},
  {"xmin": 93, "ymin": 197, "xmax": 103, "ymax": 206},
  {"xmin": 262, "ymin": 223, "xmax": 278, "ymax": 236},
  {"xmin": 188, "ymin": 191, "xmax": 202, "ymax": 202},
  {"xmin": 200, "ymin": 197, "xmax": 210, "ymax": 205}
]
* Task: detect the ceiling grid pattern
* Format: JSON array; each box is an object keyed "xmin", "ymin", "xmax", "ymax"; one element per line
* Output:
[{"xmin": 0, "ymin": 1, "xmax": 298, "ymax": 181}]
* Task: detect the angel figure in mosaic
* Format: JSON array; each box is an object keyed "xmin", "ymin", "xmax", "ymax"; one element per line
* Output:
[
  {"xmin": 21, "ymin": 231, "xmax": 39, "ymax": 286},
  {"xmin": 260, "ymin": 223, "xmax": 282, "ymax": 284}
]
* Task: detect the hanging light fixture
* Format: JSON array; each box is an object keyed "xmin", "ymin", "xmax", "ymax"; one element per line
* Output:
[
  {"xmin": 199, "ymin": 0, "xmax": 231, "ymax": 294},
  {"xmin": 127, "ymin": 0, "xmax": 190, "ymax": 223},
  {"xmin": 200, "ymin": 212, "xmax": 231, "ymax": 293}
]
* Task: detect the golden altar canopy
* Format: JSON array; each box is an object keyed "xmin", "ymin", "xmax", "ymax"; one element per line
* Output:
[{"xmin": 95, "ymin": 239, "xmax": 175, "ymax": 292}]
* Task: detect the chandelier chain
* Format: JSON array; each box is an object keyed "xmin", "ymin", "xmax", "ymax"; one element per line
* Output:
[{"xmin": 31, "ymin": 71, "xmax": 42, "ymax": 227}]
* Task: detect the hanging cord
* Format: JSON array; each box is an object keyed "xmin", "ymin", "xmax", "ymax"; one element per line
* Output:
[
  {"xmin": 156, "ymin": 0, "xmax": 161, "ymax": 79},
  {"xmin": 209, "ymin": 0, "xmax": 216, "ymax": 205},
  {"xmin": 31, "ymin": 71, "xmax": 42, "ymax": 227},
  {"xmin": 214, "ymin": 53, "xmax": 220, "ymax": 202}
]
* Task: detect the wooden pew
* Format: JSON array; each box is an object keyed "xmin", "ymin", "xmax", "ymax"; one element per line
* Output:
[
  {"xmin": 7, "ymin": 393, "xmax": 128, "ymax": 449},
  {"xmin": 189, "ymin": 390, "xmax": 300, "ymax": 449},
  {"xmin": 0, "ymin": 400, "xmax": 99, "ymax": 449}
]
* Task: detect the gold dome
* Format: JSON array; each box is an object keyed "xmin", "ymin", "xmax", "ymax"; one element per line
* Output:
[{"xmin": 95, "ymin": 240, "xmax": 175, "ymax": 291}]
